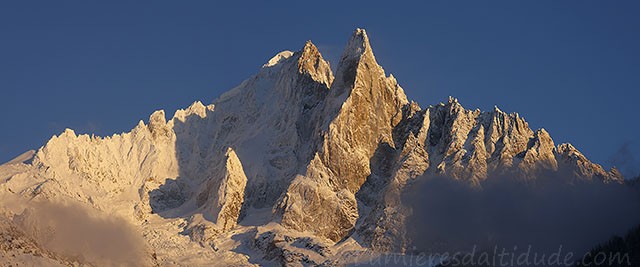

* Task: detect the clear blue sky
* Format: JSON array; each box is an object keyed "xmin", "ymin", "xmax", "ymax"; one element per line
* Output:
[{"xmin": 1, "ymin": 1, "xmax": 639, "ymax": 176}]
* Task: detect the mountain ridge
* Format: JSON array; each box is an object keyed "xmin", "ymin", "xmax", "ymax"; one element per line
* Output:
[{"xmin": 0, "ymin": 28, "xmax": 628, "ymax": 266}]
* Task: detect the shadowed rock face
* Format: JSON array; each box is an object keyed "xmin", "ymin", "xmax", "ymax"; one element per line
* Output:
[
  {"xmin": 195, "ymin": 148, "xmax": 247, "ymax": 231},
  {"xmin": 0, "ymin": 28, "xmax": 631, "ymax": 265}
]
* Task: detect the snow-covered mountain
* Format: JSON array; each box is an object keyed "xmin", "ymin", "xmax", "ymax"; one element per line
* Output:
[{"xmin": 0, "ymin": 29, "xmax": 627, "ymax": 266}]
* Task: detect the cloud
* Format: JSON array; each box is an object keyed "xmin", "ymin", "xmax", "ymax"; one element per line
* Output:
[
  {"xmin": 403, "ymin": 171, "xmax": 640, "ymax": 261},
  {"xmin": 2, "ymin": 197, "xmax": 151, "ymax": 266}
]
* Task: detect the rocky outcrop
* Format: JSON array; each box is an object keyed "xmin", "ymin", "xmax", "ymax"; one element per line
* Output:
[
  {"xmin": 556, "ymin": 143, "xmax": 623, "ymax": 182},
  {"xmin": 196, "ymin": 148, "xmax": 247, "ymax": 231},
  {"xmin": 355, "ymin": 96, "xmax": 623, "ymax": 251}
]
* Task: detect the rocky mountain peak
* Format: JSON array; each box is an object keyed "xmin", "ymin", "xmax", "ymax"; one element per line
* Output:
[
  {"xmin": 341, "ymin": 28, "xmax": 372, "ymax": 60},
  {"xmin": 297, "ymin": 40, "xmax": 334, "ymax": 87},
  {"xmin": 0, "ymin": 28, "xmax": 630, "ymax": 266},
  {"xmin": 330, "ymin": 28, "xmax": 383, "ymax": 95},
  {"xmin": 277, "ymin": 28, "xmax": 410, "ymax": 242}
]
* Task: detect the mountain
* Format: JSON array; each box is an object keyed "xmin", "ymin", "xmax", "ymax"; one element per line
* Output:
[{"xmin": 0, "ymin": 29, "xmax": 630, "ymax": 266}]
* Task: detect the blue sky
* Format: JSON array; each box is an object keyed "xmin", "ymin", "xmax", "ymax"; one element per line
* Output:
[{"xmin": 1, "ymin": 1, "xmax": 639, "ymax": 177}]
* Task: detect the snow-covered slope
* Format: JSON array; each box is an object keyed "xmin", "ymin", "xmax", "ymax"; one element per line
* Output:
[{"xmin": 0, "ymin": 28, "xmax": 625, "ymax": 266}]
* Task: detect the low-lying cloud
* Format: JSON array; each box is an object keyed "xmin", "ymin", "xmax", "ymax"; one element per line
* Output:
[
  {"xmin": 404, "ymin": 171, "xmax": 640, "ymax": 262},
  {"xmin": 1, "ymin": 196, "xmax": 150, "ymax": 266}
]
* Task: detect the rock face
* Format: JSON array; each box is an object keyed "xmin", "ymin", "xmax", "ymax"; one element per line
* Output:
[
  {"xmin": 278, "ymin": 28, "xmax": 408, "ymax": 242},
  {"xmin": 0, "ymin": 28, "xmax": 626, "ymax": 266},
  {"xmin": 196, "ymin": 148, "xmax": 247, "ymax": 231}
]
